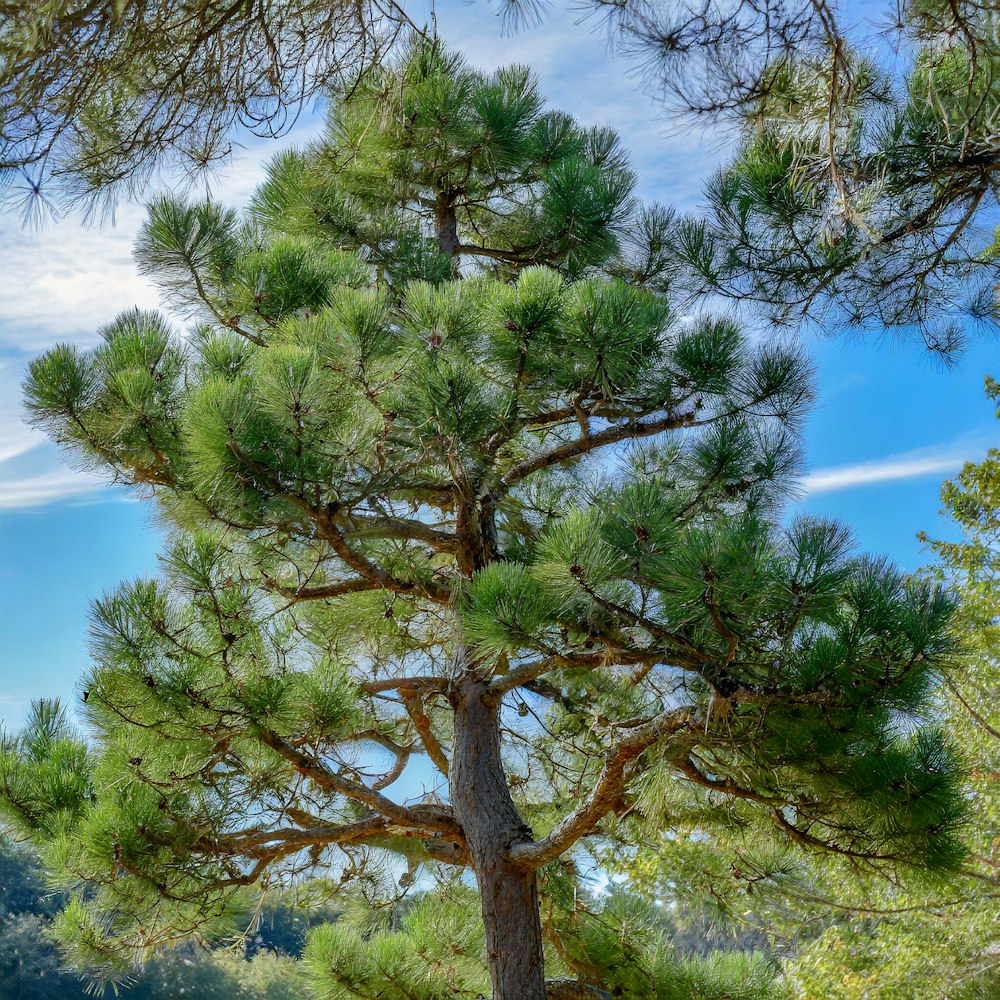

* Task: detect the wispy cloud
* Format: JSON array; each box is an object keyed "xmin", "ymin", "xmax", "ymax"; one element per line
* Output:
[
  {"xmin": 0, "ymin": 203, "xmax": 160, "ymax": 351},
  {"xmin": 0, "ymin": 128, "xmax": 319, "ymax": 508},
  {"xmin": 0, "ymin": 357, "xmax": 107, "ymax": 508},
  {"xmin": 0, "ymin": 127, "xmax": 317, "ymax": 353},
  {"xmin": 0, "ymin": 16, "xmax": 711, "ymax": 353},
  {"xmin": 0, "ymin": 422, "xmax": 40, "ymax": 465},
  {"xmin": 802, "ymin": 441, "xmax": 986, "ymax": 494},
  {"xmin": 0, "ymin": 463, "xmax": 104, "ymax": 509}
]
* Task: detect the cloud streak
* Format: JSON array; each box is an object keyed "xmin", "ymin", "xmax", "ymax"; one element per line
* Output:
[
  {"xmin": 0, "ymin": 358, "xmax": 108, "ymax": 509},
  {"xmin": 0, "ymin": 463, "xmax": 105, "ymax": 509},
  {"xmin": 802, "ymin": 442, "xmax": 984, "ymax": 494}
]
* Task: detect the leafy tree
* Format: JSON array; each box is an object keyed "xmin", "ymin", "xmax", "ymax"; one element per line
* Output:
[
  {"xmin": 0, "ymin": 912, "xmax": 92, "ymax": 1000},
  {"xmin": 0, "ymin": 835, "xmax": 59, "ymax": 920},
  {"xmin": 126, "ymin": 946, "xmax": 303, "ymax": 1000},
  {"xmin": 2, "ymin": 42, "xmax": 968, "ymax": 1000},
  {"xmin": 562, "ymin": 0, "xmax": 1000, "ymax": 352}
]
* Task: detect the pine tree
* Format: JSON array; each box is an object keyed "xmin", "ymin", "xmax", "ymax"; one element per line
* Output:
[{"xmin": 2, "ymin": 42, "xmax": 967, "ymax": 1000}]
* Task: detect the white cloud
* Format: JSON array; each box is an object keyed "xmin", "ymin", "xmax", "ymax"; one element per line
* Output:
[
  {"xmin": 0, "ymin": 356, "xmax": 108, "ymax": 508},
  {"xmin": 0, "ymin": 202, "xmax": 160, "ymax": 351},
  {"xmin": 0, "ymin": 125, "xmax": 325, "ymax": 508},
  {"xmin": 0, "ymin": 466, "xmax": 106, "ymax": 508},
  {"xmin": 802, "ymin": 442, "xmax": 985, "ymax": 494},
  {"xmin": 0, "ymin": 421, "xmax": 39, "ymax": 466},
  {"xmin": 0, "ymin": 126, "xmax": 319, "ymax": 353}
]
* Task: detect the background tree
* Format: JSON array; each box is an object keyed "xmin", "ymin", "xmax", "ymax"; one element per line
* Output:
[
  {"xmin": 557, "ymin": 0, "xmax": 1000, "ymax": 353},
  {"xmin": 1, "ymin": 42, "xmax": 968, "ymax": 1000},
  {"xmin": 784, "ymin": 380, "xmax": 1000, "ymax": 997},
  {"xmin": 611, "ymin": 380, "xmax": 1000, "ymax": 998},
  {"xmin": 0, "ymin": 829, "xmax": 310, "ymax": 1000},
  {"xmin": 0, "ymin": 835, "xmax": 90, "ymax": 1000}
]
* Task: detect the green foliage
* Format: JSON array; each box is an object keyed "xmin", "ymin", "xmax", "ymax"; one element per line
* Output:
[
  {"xmin": 541, "ymin": 882, "xmax": 786, "ymax": 1000},
  {"xmin": 248, "ymin": 40, "xmax": 641, "ymax": 287},
  {"xmin": 8, "ymin": 37, "xmax": 972, "ymax": 1000},
  {"xmin": 783, "ymin": 380, "xmax": 1000, "ymax": 995},
  {"xmin": 566, "ymin": 0, "xmax": 1000, "ymax": 353},
  {"xmin": 303, "ymin": 888, "xmax": 488, "ymax": 999},
  {"xmin": 0, "ymin": 701, "xmax": 93, "ymax": 839},
  {"xmin": 0, "ymin": 834, "xmax": 338, "ymax": 999},
  {"xmin": 612, "ymin": 380, "xmax": 1000, "ymax": 998},
  {"xmin": 0, "ymin": 0, "xmax": 414, "ymax": 214},
  {"xmin": 0, "ymin": 912, "xmax": 91, "ymax": 1000}
]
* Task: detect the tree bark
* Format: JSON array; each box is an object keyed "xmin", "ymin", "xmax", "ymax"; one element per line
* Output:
[
  {"xmin": 450, "ymin": 664, "xmax": 547, "ymax": 1000},
  {"xmin": 435, "ymin": 196, "xmax": 460, "ymax": 258}
]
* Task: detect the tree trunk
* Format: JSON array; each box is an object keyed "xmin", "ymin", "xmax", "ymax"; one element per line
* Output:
[
  {"xmin": 450, "ymin": 666, "xmax": 547, "ymax": 1000},
  {"xmin": 435, "ymin": 196, "xmax": 460, "ymax": 258}
]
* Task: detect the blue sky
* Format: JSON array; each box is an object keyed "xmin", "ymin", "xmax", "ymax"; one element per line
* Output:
[{"xmin": 1, "ymin": 3, "xmax": 997, "ymax": 729}]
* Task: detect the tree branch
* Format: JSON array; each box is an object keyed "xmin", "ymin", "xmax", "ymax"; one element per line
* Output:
[
  {"xmin": 403, "ymin": 691, "xmax": 451, "ymax": 775},
  {"xmin": 262, "ymin": 574, "xmax": 381, "ymax": 602},
  {"xmin": 509, "ymin": 706, "xmax": 695, "ymax": 867},
  {"xmin": 360, "ymin": 675, "xmax": 448, "ymax": 695},
  {"xmin": 202, "ymin": 815, "xmax": 389, "ymax": 858},
  {"xmin": 253, "ymin": 728, "xmax": 457, "ymax": 836},
  {"xmin": 489, "ymin": 653, "xmax": 608, "ymax": 696},
  {"xmin": 345, "ymin": 512, "xmax": 460, "ymax": 551},
  {"xmin": 489, "ymin": 409, "xmax": 698, "ymax": 499},
  {"xmin": 312, "ymin": 508, "xmax": 451, "ymax": 603}
]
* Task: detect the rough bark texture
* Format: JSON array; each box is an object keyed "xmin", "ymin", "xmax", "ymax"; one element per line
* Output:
[
  {"xmin": 450, "ymin": 663, "xmax": 547, "ymax": 1000},
  {"xmin": 435, "ymin": 196, "xmax": 460, "ymax": 258}
]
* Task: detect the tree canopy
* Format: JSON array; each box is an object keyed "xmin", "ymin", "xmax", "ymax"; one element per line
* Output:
[
  {"xmin": 578, "ymin": 0, "xmax": 1000, "ymax": 352},
  {"xmin": 614, "ymin": 380, "xmax": 1000, "ymax": 998},
  {"xmin": 0, "ymin": 0, "xmax": 1000, "ymax": 356},
  {"xmin": 1, "ymin": 40, "xmax": 970, "ymax": 1000},
  {"xmin": 5, "ymin": 0, "xmax": 1000, "ymax": 350}
]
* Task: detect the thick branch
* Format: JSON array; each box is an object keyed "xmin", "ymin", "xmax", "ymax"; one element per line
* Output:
[
  {"xmin": 360, "ymin": 675, "xmax": 448, "ymax": 695},
  {"xmin": 262, "ymin": 574, "xmax": 381, "ymax": 602},
  {"xmin": 674, "ymin": 755, "xmax": 787, "ymax": 807},
  {"xmin": 403, "ymin": 691, "xmax": 451, "ymax": 775},
  {"xmin": 253, "ymin": 728, "xmax": 457, "ymax": 835},
  {"xmin": 312, "ymin": 509, "xmax": 450, "ymax": 603},
  {"xmin": 489, "ymin": 410, "xmax": 697, "ymax": 499},
  {"xmin": 509, "ymin": 706, "xmax": 695, "ymax": 867},
  {"xmin": 346, "ymin": 512, "xmax": 460, "ymax": 551},
  {"xmin": 490, "ymin": 653, "xmax": 609, "ymax": 696},
  {"xmin": 202, "ymin": 815, "xmax": 389, "ymax": 859}
]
